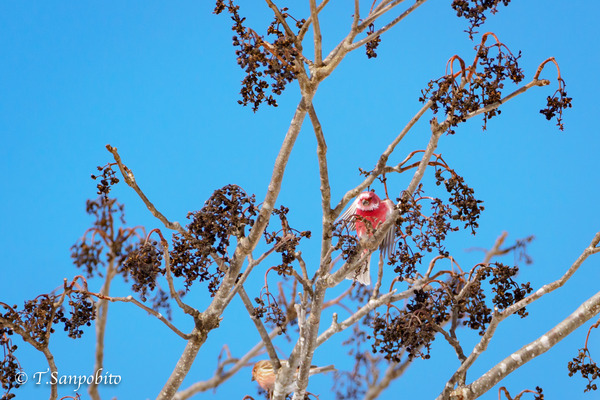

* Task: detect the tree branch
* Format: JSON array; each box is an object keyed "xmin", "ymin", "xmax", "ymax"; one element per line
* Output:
[
  {"xmin": 0, "ymin": 318, "xmax": 59, "ymax": 400},
  {"xmin": 308, "ymin": 103, "xmax": 335, "ymax": 276},
  {"xmin": 237, "ymin": 286, "xmax": 281, "ymax": 369},
  {"xmin": 309, "ymin": 0, "xmax": 323, "ymax": 66},
  {"xmin": 264, "ymin": 0, "xmax": 296, "ymax": 39},
  {"xmin": 438, "ymin": 231, "xmax": 600, "ymax": 399},
  {"xmin": 106, "ymin": 145, "xmax": 188, "ymax": 236},
  {"xmin": 332, "ymin": 99, "xmax": 432, "ymax": 218},
  {"xmin": 298, "ymin": 0, "xmax": 330, "ymax": 42},
  {"xmin": 88, "ymin": 259, "xmax": 117, "ymax": 400},
  {"xmin": 457, "ymin": 290, "xmax": 600, "ymax": 400},
  {"xmin": 364, "ymin": 358, "xmax": 412, "ymax": 400},
  {"xmin": 351, "ymin": 0, "xmax": 427, "ymax": 52},
  {"xmin": 462, "ymin": 79, "xmax": 550, "ymax": 122},
  {"xmin": 156, "ymin": 328, "xmax": 207, "ymax": 400},
  {"xmin": 84, "ymin": 292, "xmax": 191, "ymax": 340},
  {"xmin": 173, "ymin": 327, "xmax": 283, "ymax": 400}
]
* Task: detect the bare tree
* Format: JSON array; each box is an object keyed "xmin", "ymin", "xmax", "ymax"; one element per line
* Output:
[{"xmin": 2, "ymin": 2, "xmax": 599, "ymax": 400}]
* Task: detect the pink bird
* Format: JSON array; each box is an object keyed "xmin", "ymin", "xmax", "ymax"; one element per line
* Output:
[{"xmin": 339, "ymin": 191, "xmax": 395, "ymax": 285}]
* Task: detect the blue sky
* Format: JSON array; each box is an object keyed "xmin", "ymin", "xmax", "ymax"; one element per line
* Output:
[{"xmin": 1, "ymin": 1, "xmax": 599, "ymax": 399}]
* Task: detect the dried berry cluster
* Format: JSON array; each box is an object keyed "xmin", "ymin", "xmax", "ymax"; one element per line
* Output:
[
  {"xmin": 214, "ymin": 1, "xmax": 301, "ymax": 111},
  {"xmin": 451, "ymin": 0, "xmax": 511, "ymax": 39},
  {"xmin": 459, "ymin": 263, "xmax": 532, "ymax": 335},
  {"xmin": 264, "ymin": 206, "xmax": 311, "ymax": 276},
  {"xmin": 1, "ymin": 297, "xmax": 59, "ymax": 345},
  {"xmin": 539, "ymin": 81, "xmax": 572, "ymax": 131},
  {"xmin": 1, "ymin": 290, "xmax": 95, "ymax": 398},
  {"xmin": 365, "ymin": 24, "xmax": 381, "ymax": 59},
  {"xmin": 389, "ymin": 191, "xmax": 450, "ymax": 280},
  {"xmin": 253, "ymin": 294, "xmax": 287, "ymax": 333},
  {"xmin": 0, "ymin": 294, "xmax": 95, "ymax": 345},
  {"xmin": 71, "ymin": 237, "xmax": 103, "ymax": 278},
  {"xmin": 71, "ymin": 198, "xmax": 137, "ymax": 278},
  {"xmin": 150, "ymin": 288, "xmax": 174, "ymax": 321},
  {"xmin": 122, "ymin": 241, "xmax": 165, "ymax": 302},
  {"xmin": 62, "ymin": 292, "xmax": 95, "ymax": 339},
  {"xmin": 419, "ymin": 38, "xmax": 524, "ymax": 134},
  {"xmin": 91, "ymin": 163, "xmax": 120, "ymax": 199},
  {"xmin": 389, "ymin": 180, "xmax": 483, "ymax": 280},
  {"xmin": 1, "ymin": 331, "xmax": 20, "ymax": 399},
  {"xmin": 370, "ymin": 262, "xmax": 531, "ymax": 361},
  {"xmin": 568, "ymin": 347, "xmax": 600, "ymax": 392},
  {"xmin": 435, "ymin": 167, "xmax": 484, "ymax": 234},
  {"xmin": 170, "ymin": 185, "xmax": 258, "ymax": 293},
  {"xmin": 370, "ymin": 289, "xmax": 446, "ymax": 361}
]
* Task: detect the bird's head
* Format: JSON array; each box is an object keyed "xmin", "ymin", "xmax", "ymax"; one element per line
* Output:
[
  {"xmin": 251, "ymin": 360, "xmax": 274, "ymax": 382},
  {"xmin": 356, "ymin": 191, "xmax": 381, "ymax": 211}
]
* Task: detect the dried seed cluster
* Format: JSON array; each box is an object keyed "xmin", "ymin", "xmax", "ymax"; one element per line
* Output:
[
  {"xmin": 420, "ymin": 39, "xmax": 524, "ymax": 134},
  {"xmin": 390, "ymin": 177, "xmax": 483, "ymax": 280},
  {"xmin": 169, "ymin": 185, "xmax": 258, "ymax": 294},
  {"xmin": 122, "ymin": 241, "xmax": 177, "ymax": 319},
  {"xmin": 539, "ymin": 82, "xmax": 572, "ymax": 131},
  {"xmin": 62, "ymin": 292, "xmax": 96, "ymax": 339},
  {"xmin": 459, "ymin": 263, "xmax": 532, "ymax": 335},
  {"xmin": 122, "ymin": 241, "xmax": 165, "ymax": 302},
  {"xmin": 568, "ymin": 347, "xmax": 600, "ymax": 392},
  {"xmin": 370, "ymin": 262, "xmax": 531, "ymax": 361},
  {"xmin": 264, "ymin": 206, "xmax": 311, "ymax": 276},
  {"xmin": 71, "ymin": 198, "xmax": 135, "ymax": 278},
  {"xmin": 370, "ymin": 289, "xmax": 443, "ymax": 361},
  {"xmin": 435, "ymin": 167, "xmax": 484, "ymax": 234},
  {"xmin": 253, "ymin": 294, "xmax": 287, "ymax": 333},
  {"xmin": 0, "ymin": 290, "xmax": 95, "ymax": 397},
  {"xmin": 1, "ymin": 332, "xmax": 20, "ymax": 398},
  {"xmin": 73, "ymin": 196, "xmax": 174, "ymax": 319},
  {"xmin": 365, "ymin": 24, "xmax": 381, "ymax": 59},
  {"xmin": 91, "ymin": 164, "xmax": 120, "ymax": 199},
  {"xmin": 332, "ymin": 222, "xmax": 361, "ymax": 264},
  {"xmin": 451, "ymin": 0, "xmax": 511, "ymax": 39},
  {"xmin": 214, "ymin": 1, "xmax": 301, "ymax": 111}
]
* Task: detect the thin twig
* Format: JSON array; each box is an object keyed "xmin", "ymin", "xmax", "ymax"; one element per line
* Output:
[
  {"xmin": 351, "ymin": 0, "xmax": 426, "ymax": 51},
  {"xmin": 237, "ymin": 286, "xmax": 281, "ymax": 369},
  {"xmin": 438, "ymin": 231, "xmax": 600, "ymax": 398},
  {"xmin": 265, "ymin": 0, "xmax": 297, "ymax": 39},
  {"xmin": 106, "ymin": 145, "xmax": 188, "ymax": 236},
  {"xmin": 462, "ymin": 79, "xmax": 550, "ymax": 121},
  {"xmin": 298, "ymin": 0, "xmax": 330, "ymax": 41},
  {"xmin": 163, "ymin": 242, "xmax": 201, "ymax": 318},
  {"xmin": 332, "ymin": 99, "xmax": 432, "ymax": 219},
  {"xmin": 84, "ymin": 292, "xmax": 191, "ymax": 340}
]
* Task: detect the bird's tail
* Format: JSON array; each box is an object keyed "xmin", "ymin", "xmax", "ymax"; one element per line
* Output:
[
  {"xmin": 344, "ymin": 250, "xmax": 371, "ymax": 285},
  {"xmin": 356, "ymin": 255, "xmax": 371, "ymax": 285}
]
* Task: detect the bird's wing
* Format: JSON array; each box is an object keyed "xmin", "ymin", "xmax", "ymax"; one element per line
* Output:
[
  {"xmin": 380, "ymin": 199, "xmax": 396, "ymax": 259},
  {"xmin": 338, "ymin": 197, "xmax": 359, "ymax": 231}
]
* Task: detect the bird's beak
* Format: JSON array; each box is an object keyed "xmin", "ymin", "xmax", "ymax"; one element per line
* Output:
[{"xmin": 251, "ymin": 375, "xmax": 255, "ymax": 382}]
